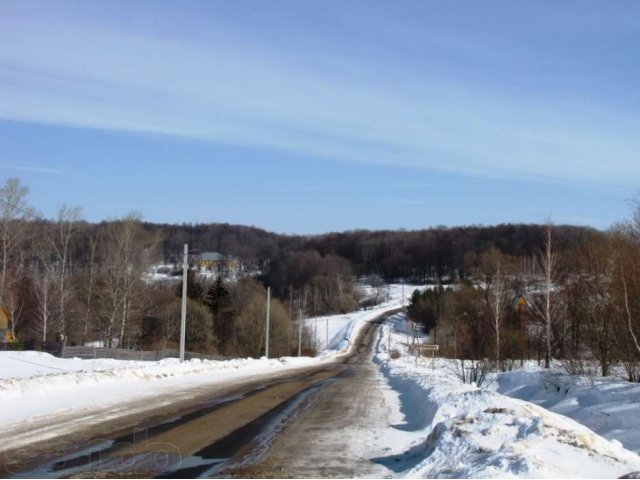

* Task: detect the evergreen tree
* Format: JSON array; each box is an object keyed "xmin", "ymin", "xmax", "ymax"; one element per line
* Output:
[
  {"xmin": 205, "ymin": 277, "xmax": 233, "ymax": 348},
  {"xmin": 205, "ymin": 277, "xmax": 231, "ymax": 314}
]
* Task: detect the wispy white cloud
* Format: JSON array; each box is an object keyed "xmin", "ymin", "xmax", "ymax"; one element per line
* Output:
[
  {"xmin": 1, "ymin": 162, "xmax": 71, "ymax": 175},
  {"xmin": 0, "ymin": 3, "xmax": 638, "ymax": 188}
]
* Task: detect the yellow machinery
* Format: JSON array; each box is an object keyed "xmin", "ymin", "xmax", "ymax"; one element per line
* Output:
[{"xmin": 0, "ymin": 305, "xmax": 16, "ymax": 342}]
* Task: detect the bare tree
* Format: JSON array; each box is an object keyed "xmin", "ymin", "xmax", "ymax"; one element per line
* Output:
[
  {"xmin": 622, "ymin": 276, "xmax": 640, "ymax": 354},
  {"xmin": 164, "ymin": 298, "xmax": 214, "ymax": 353},
  {"xmin": 0, "ymin": 178, "xmax": 34, "ymax": 306},
  {"xmin": 531, "ymin": 222, "xmax": 565, "ymax": 368},
  {"xmin": 3, "ymin": 246, "xmax": 27, "ymax": 340},
  {"xmin": 608, "ymin": 223, "xmax": 640, "ymax": 380},
  {"xmin": 46, "ymin": 205, "xmax": 83, "ymax": 339},
  {"xmin": 627, "ymin": 207, "xmax": 640, "ymax": 355},
  {"xmin": 5, "ymin": 279, "xmax": 24, "ymax": 340},
  {"xmin": 97, "ymin": 213, "xmax": 161, "ymax": 347},
  {"xmin": 614, "ymin": 223, "xmax": 640, "ymax": 358},
  {"xmin": 82, "ymin": 232, "xmax": 99, "ymax": 344},
  {"xmin": 481, "ymin": 248, "xmax": 511, "ymax": 371},
  {"xmin": 31, "ymin": 239, "xmax": 57, "ymax": 342},
  {"xmin": 568, "ymin": 237, "xmax": 617, "ymax": 376},
  {"xmin": 228, "ymin": 278, "xmax": 293, "ymax": 357}
]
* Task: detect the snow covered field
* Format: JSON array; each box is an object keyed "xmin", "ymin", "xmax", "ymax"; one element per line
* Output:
[{"xmin": 372, "ymin": 313, "xmax": 640, "ymax": 478}]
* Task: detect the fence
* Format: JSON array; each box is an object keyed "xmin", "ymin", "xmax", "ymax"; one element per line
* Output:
[
  {"xmin": 0, "ymin": 342, "xmax": 225, "ymax": 362},
  {"xmin": 60, "ymin": 346, "xmax": 225, "ymax": 361}
]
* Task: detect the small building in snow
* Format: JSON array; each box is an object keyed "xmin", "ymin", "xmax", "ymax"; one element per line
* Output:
[{"xmin": 192, "ymin": 252, "xmax": 237, "ymax": 272}]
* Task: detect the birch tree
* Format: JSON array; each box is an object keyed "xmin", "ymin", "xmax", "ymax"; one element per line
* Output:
[
  {"xmin": 46, "ymin": 205, "xmax": 83, "ymax": 339},
  {"xmin": 31, "ymin": 239, "xmax": 56, "ymax": 342},
  {"xmin": 531, "ymin": 222, "xmax": 565, "ymax": 369},
  {"xmin": 97, "ymin": 213, "xmax": 160, "ymax": 347},
  {"xmin": 0, "ymin": 178, "xmax": 34, "ymax": 306},
  {"xmin": 82, "ymin": 232, "xmax": 99, "ymax": 344},
  {"xmin": 481, "ymin": 248, "xmax": 511, "ymax": 371}
]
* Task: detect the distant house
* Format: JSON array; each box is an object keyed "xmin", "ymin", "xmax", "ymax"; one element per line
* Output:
[
  {"xmin": 0, "ymin": 305, "xmax": 16, "ymax": 342},
  {"xmin": 192, "ymin": 252, "xmax": 237, "ymax": 272}
]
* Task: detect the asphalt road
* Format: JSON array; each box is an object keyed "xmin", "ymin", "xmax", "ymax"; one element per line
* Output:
[
  {"xmin": 2, "ymin": 311, "xmax": 396, "ymax": 479},
  {"xmin": 219, "ymin": 313, "xmax": 394, "ymax": 479}
]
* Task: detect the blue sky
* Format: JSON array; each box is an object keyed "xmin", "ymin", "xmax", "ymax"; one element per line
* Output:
[{"xmin": 1, "ymin": 1, "xmax": 638, "ymax": 233}]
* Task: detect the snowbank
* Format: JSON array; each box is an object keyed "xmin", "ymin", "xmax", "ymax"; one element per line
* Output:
[
  {"xmin": 493, "ymin": 365, "xmax": 640, "ymax": 454},
  {"xmin": 373, "ymin": 313, "xmax": 640, "ymax": 478},
  {"xmin": 0, "ymin": 352, "xmax": 321, "ymax": 438}
]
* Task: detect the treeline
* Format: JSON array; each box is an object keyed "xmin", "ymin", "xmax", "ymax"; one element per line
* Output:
[
  {"xmin": 407, "ymin": 215, "xmax": 640, "ymax": 383},
  {"xmin": 0, "ymin": 178, "xmax": 164, "ymax": 348},
  {"xmin": 0, "ymin": 178, "xmax": 340, "ymax": 354},
  {"xmin": 151, "ymin": 222, "xmax": 287, "ymax": 269},
  {"xmin": 149, "ymin": 221, "xmax": 600, "ymax": 283},
  {"xmin": 0, "ymin": 176, "xmax": 612, "ymax": 359},
  {"xmin": 304, "ymin": 224, "xmax": 600, "ymax": 281}
]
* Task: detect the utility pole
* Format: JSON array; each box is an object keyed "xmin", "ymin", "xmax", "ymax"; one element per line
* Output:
[
  {"xmin": 288, "ymin": 286, "xmax": 293, "ymax": 346},
  {"xmin": 298, "ymin": 308, "xmax": 303, "ymax": 357},
  {"xmin": 265, "ymin": 287, "xmax": 271, "ymax": 359},
  {"xmin": 179, "ymin": 244, "xmax": 188, "ymax": 363}
]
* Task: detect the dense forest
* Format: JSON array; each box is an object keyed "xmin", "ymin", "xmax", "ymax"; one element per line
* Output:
[{"xmin": 152, "ymin": 221, "xmax": 601, "ymax": 281}]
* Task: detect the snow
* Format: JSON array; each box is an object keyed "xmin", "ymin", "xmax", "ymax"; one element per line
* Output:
[
  {"xmin": 4, "ymin": 286, "xmax": 640, "ymax": 478},
  {"xmin": 492, "ymin": 364, "xmax": 640, "ymax": 454},
  {"xmin": 0, "ymin": 353, "xmax": 323, "ymax": 451},
  {"xmin": 0, "ymin": 284, "xmax": 417, "ymax": 452},
  {"xmin": 369, "ymin": 313, "xmax": 640, "ymax": 478},
  {"xmin": 305, "ymin": 283, "xmax": 429, "ymax": 351},
  {"xmin": 143, "ymin": 264, "xmax": 181, "ymax": 283},
  {"xmin": 144, "ymin": 262, "xmax": 251, "ymax": 284}
]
